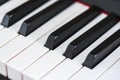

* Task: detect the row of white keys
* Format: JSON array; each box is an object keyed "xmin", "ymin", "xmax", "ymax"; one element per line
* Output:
[
  {"xmin": 1, "ymin": 2, "xmax": 86, "ymax": 78},
  {"xmin": 0, "ymin": 0, "xmax": 57, "ymax": 48},
  {"xmin": 69, "ymin": 22, "xmax": 120, "ymax": 80},
  {"xmin": 0, "ymin": 0, "xmax": 58, "ymax": 76},
  {"xmin": 21, "ymin": 10, "xmax": 108, "ymax": 80},
  {"xmin": 97, "ymin": 56, "xmax": 120, "ymax": 80},
  {"xmin": 40, "ymin": 13, "xmax": 107, "ymax": 80}
]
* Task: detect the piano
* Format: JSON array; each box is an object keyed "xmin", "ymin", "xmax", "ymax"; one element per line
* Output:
[{"xmin": 0, "ymin": 0, "xmax": 120, "ymax": 80}]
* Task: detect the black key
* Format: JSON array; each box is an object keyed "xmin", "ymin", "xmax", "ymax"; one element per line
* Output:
[
  {"xmin": 83, "ymin": 29, "xmax": 120, "ymax": 69},
  {"xmin": 1, "ymin": 0, "xmax": 48, "ymax": 27},
  {"xmin": 44, "ymin": 6, "xmax": 101, "ymax": 50},
  {"xmin": 63, "ymin": 13, "xmax": 119, "ymax": 59},
  {"xmin": 0, "ymin": 74, "xmax": 10, "ymax": 80},
  {"xmin": 18, "ymin": 0, "xmax": 74, "ymax": 36},
  {"xmin": 0, "ymin": 0, "xmax": 8, "ymax": 5}
]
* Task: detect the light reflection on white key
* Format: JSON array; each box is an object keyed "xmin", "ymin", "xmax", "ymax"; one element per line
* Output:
[
  {"xmin": 1, "ymin": 2, "xmax": 86, "ymax": 77},
  {"xmin": 69, "ymin": 22, "xmax": 120, "ymax": 80}
]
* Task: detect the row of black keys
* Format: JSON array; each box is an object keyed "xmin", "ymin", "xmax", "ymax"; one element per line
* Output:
[{"xmin": 1, "ymin": 0, "xmax": 120, "ymax": 70}]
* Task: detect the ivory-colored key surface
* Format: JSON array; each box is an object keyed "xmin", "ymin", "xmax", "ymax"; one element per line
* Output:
[{"xmin": 97, "ymin": 58, "xmax": 120, "ymax": 80}]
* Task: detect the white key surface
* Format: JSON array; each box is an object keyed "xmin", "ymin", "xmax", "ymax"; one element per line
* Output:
[
  {"xmin": 0, "ymin": 25, "xmax": 4, "ymax": 30},
  {"xmin": 97, "ymin": 58, "xmax": 120, "ymax": 80}
]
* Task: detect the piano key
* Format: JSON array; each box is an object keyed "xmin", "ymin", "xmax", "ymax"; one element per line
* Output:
[
  {"xmin": 0, "ymin": 0, "xmax": 8, "ymax": 6},
  {"xmin": 0, "ymin": 0, "xmax": 57, "ymax": 48},
  {"xmin": 1, "ymin": 2, "xmax": 85, "ymax": 77},
  {"xmin": 0, "ymin": 25, "xmax": 4, "ymax": 31},
  {"xmin": 63, "ymin": 13, "xmax": 119, "ymax": 59},
  {"xmin": 0, "ymin": 28, "xmax": 18, "ymax": 48},
  {"xmin": 22, "ymin": 12, "xmax": 105, "ymax": 80},
  {"xmin": 7, "ymin": 43, "xmax": 49, "ymax": 80},
  {"xmin": 83, "ymin": 29, "xmax": 120, "ymax": 69},
  {"xmin": 1, "ymin": 0, "xmax": 48, "ymax": 27},
  {"xmin": 0, "ymin": 0, "xmax": 28, "ymax": 23},
  {"xmin": 45, "ymin": 6, "xmax": 101, "ymax": 50},
  {"xmin": 0, "ymin": 74, "xmax": 10, "ymax": 80},
  {"xmin": 97, "ymin": 59, "xmax": 120, "ymax": 80},
  {"xmin": 68, "ymin": 22, "xmax": 120, "ymax": 80},
  {"xmin": 19, "ymin": 0, "xmax": 74, "ymax": 36},
  {"xmin": 40, "ymin": 14, "xmax": 107, "ymax": 80}
]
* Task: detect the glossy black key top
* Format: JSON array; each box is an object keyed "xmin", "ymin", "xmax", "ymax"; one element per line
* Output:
[
  {"xmin": 1, "ymin": 0, "xmax": 48, "ymax": 27},
  {"xmin": 0, "ymin": 74, "xmax": 10, "ymax": 80},
  {"xmin": 83, "ymin": 29, "xmax": 120, "ymax": 69},
  {"xmin": 0, "ymin": 0, "xmax": 8, "ymax": 5},
  {"xmin": 63, "ymin": 13, "xmax": 119, "ymax": 59},
  {"xmin": 44, "ymin": 6, "xmax": 101, "ymax": 50},
  {"xmin": 18, "ymin": 0, "xmax": 74, "ymax": 36}
]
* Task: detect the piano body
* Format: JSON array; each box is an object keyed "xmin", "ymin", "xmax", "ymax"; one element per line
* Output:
[{"xmin": 0, "ymin": 0, "xmax": 120, "ymax": 80}]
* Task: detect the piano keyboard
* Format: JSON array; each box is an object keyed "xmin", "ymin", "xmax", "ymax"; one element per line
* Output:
[{"xmin": 0, "ymin": 0, "xmax": 120, "ymax": 80}]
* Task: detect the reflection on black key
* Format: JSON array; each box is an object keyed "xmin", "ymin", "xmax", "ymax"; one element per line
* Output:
[
  {"xmin": 44, "ymin": 6, "xmax": 101, "ymax": 50},
  {"xmin": 63, "ymin": 13, "xmax": 119, "ymax": 59},
  {"xmin": 0, "ymin": 0, "xmax": 8, "ymax": 5},
  {"xmin": 19, "ymin": 0, "xmax": 74, "ymax": 36},
  {"xmin": 1, "ymin": 0, "xmax": 48, "ymax": 27},
  {"xmin": 83, "ymin": 29, "xmax": 120, "ymax": 69},
  {"xmin": 0, "ymin": 74, "xmax": 10, "ymax": 80}
]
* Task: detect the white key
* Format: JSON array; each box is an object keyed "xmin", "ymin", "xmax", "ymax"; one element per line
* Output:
[
  {"xmin": 22, "ymin": 50, "xmax": 65, "ymax": 80},
  {"xmin": 2, "ymin": 2, "xmax": 86, "ymax": 77},
  {"xmin": 97, "ymin": 58, "xmax": 120, "ymax": 80},
  {"xmin": 41, "ymin": 14, "xmax": 107, "ymax": 80},
  {"xmin": 0, "ymin": 0, "xmax": 57, "ymax": 48},
  {"xmin": 69, "ymin": 22, "xmax": 120, "ymax": 80},
  {"xmin": 0, "ymin": 0, "xmax": 28, "ymax": 23},
  {"xmin": 7, "ymin": 43, "xmax": 49, "ymax": 80},
  {"xmin": 0, "ymin": 28, "xmax": 18, "ymax": 48},
  {"xmin": 0, "ymin": 25, "xmax": 4, "ymax": 31},
  {"xmin": 22, "ymin": 8, "xmax": 108, "ymax": 80}
]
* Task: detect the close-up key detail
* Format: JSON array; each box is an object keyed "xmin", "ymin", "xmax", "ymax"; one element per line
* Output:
[{"xmin": 0, "ymin": 0, "xmax": 120, "ymax": 80}]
